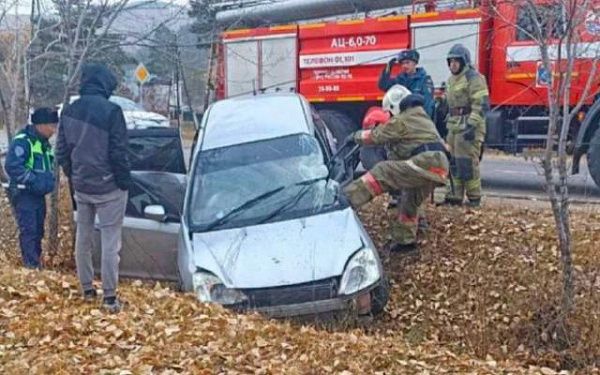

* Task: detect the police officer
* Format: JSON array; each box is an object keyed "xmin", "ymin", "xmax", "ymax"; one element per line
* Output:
[
  {"xmin": 443, "ymin": 44, "xmax": 490, "ymax": 207},
  {"xmin": 344, "ymin": 85, "xmax": 449, "ymax": 252},
  {"xmin": 4, "ymin": 108, "xmax": 58, "ymax": 269},
  {"xmin": 378, "ymin": 49, "xmax": 435, "ymax": 118}
]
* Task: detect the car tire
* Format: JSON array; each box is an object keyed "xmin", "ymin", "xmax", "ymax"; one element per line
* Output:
[
  {"xmin": 588, "ymin": 127, "xmax": 600, "ymax": 189},
  {"xmin": 370, "ymin": 278, "xmax": 390, "ymax": 316}
]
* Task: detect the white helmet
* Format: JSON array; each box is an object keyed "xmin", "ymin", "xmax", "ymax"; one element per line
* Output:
[{"xmin": 382, "ymin": 84, "xmax": 411, "ymax": 116}]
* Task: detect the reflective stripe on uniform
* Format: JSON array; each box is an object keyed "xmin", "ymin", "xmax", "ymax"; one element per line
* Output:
[
  {"xmin": 398, "ymin": 213, "xmax": 418, "ymax": 224},
  {"xmin": 406, "ymin": 159, "xmax": 447, "ymax": 182},
  {"xmin": 361, "ymin": 172, "xmax": 384, "ymax": 196},
  {"xmin": 428, "ymin": 167, "xmax": 448, "ymax": 179},
  {"xmin": 13, "ymin": 133, "xmax": 52, "ymax": 171},
  {"xmin": 472, "ymin": 89, "xmax": 489, "ymax": 99},
  {"xmin": 468, "ymin": 112, "xmax": 484, "ymax": 123}
]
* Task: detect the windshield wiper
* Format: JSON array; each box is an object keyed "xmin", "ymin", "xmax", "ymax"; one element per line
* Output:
[
  {"xmin": 203, "ymin": 185, "xmax": 286, "ymax": 231},
  {"xmin": 256, "ymin": 177, "xmax": 329, "ymax": 224},
  {"xmin": 202, "ymin": 177, "xmax": 328, "ymax": 231}
]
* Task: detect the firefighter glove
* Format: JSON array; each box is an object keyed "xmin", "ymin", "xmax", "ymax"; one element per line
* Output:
[{"xmin": 345, "ymin": 132, "xmax": 357, "ymax": 146}]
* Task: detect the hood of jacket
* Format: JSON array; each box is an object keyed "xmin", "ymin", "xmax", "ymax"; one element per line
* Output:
[{"xmin": 79, "ymin": 64, "xmax": 118, "ymax": 98}]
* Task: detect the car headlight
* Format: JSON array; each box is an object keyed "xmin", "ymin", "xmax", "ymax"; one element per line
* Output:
[
  {"xmin": 192, "ymin": 272, "xmax": 248, "ymax": 305},
  {"xmin": 338, "ymin": 247, "xmax": 380, "ymax": 295}
]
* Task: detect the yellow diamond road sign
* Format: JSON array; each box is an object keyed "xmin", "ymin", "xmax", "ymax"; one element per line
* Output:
[{"xmin": 135, "ymin": 63, "xmax": 150, "ymax": 84}]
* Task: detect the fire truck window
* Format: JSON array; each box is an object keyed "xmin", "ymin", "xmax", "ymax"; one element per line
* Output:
[{"xmin": 516, "ymin": 5, "xmax": 564, "ymax": 41}]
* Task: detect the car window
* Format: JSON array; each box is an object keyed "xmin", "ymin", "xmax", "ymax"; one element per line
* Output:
[
  {"xmin": 312, "ymin": 111, "xmax": 334, "ymax": 162},
  {"xmin": 126, "ymin": 171, "xmax": 186, "ymax": 222},
  {"xmin": 188, "ymin": 134, "xmax": 343, "ymax": 232},
  {"xmin": 516, "ymin": 5, "xmax": 564, "ymax": 41}
]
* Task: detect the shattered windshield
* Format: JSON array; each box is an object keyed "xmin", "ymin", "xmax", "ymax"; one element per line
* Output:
[{"xmin": 188, "ymin": 134, "xmax": 342, "ymax": 232}]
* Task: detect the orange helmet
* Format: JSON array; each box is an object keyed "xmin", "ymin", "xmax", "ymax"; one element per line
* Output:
[{"xmin": 362, "ymin": 107, "xmax": 391, "ymax": 129}]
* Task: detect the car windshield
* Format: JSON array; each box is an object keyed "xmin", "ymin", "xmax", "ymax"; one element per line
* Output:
[
  {"xmin": 188, "ymin": 134, "xmax": 342, "ymax": 232},
  {"xmin": 109, "ymin": 96, "xmax": 143, "ymax": 111}
]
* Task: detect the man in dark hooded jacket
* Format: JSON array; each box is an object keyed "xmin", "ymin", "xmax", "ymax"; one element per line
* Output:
[{"xmin": 56, "ymin": 64, "xmax": 131, "ymax": 313}]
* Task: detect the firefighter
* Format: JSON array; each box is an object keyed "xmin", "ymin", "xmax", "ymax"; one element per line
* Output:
[
  {"xmin": 4, "ymin": 108, "xmax": 58, "ymax": 269},
  {"xmin": 443, "ymin": 43, "xmax": 490, "ymax": 207},
  {"xmin": 378, "ymin": 49, "xmax": 435, "ymax": 119},
  {"xmin": 343, "ymin": 85, "xmax": 449, "ymax": 252}
]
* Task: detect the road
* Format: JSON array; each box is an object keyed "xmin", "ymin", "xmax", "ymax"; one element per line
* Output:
[
  {"xmin": 481, "ymin": 156, "xmax": 600, "ymax": 202},
  {"xmin": 2, "ymin": 130, "xmax": 599, "ymax": 202}
]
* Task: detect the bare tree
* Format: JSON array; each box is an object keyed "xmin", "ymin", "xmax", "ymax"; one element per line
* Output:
[
  {"xmin": 0, "ymin": 0, "xmax": 29, "ymax": 141},
  {"xmin": 491, "ymin": 0, "xmax": 600, "ymax": 314},
  {"xmin": 42, "ymin": 0, "xmax": 187, "ymax": 255}
]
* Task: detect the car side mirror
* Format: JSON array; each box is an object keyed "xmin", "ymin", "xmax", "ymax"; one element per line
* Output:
[{"xmin": 144, "ymin": 205, "xmax": 167, "ymax": 222}]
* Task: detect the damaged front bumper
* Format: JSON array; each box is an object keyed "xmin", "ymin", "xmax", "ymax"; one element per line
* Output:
[{"xmin": 231, "ymin": 283, "xmax": 379, "ymax": 319}]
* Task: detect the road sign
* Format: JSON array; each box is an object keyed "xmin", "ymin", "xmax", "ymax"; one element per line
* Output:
[{"xmin": 135, "ymin": 63, "xmax": 150, "ymax": 84}]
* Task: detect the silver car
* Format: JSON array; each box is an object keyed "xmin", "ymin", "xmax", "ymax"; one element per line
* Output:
[{"xmin": 91, "ymin": 94, "xmax": 389, "ymax": 318}]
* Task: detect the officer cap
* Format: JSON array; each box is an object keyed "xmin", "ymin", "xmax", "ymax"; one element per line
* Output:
[
  {"xmin": 31, "ymin": 107, "xmax": 59, "ymax": 125},
  {"xmin": 398, "ymin": 49, "xmax": 420, "ymax": 63}
]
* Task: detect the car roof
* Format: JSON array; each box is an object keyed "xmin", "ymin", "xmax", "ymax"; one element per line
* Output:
[{"xmin": 200, "ymin": 94, "xmax": 314, "ymax": 151}]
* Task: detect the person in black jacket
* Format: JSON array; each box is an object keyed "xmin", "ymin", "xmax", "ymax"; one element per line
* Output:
[
  {"xmin": 56, "ymin": 63, "xmax": 131, "ymax": 313},
  {"xmin": 4, "ymin": 108, "xmax": 58, "ymax": 269}
]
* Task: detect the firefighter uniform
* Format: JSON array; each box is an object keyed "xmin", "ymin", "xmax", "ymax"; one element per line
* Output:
[
  {"xmin": 444, "ymin": 44, "xmax": 490, "ymax": 206},
  {"xmin": 4, "ymin": 111, "xmax": 57, "ymax": 269},
  {"xmin": 344, "ymin": 94, "xmax": 449, "ymax": 247}
]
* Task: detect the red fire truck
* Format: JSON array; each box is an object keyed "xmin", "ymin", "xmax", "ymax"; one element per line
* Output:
[{"xmin": 212, "ymin": 0, "xmax": 600, "ymax": 187}]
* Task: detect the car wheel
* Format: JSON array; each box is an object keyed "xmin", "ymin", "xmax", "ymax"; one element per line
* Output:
[
  {"xmin": 588, "ymin": 126, "xmax": 600, "ymax": 189},
  {"xmin": 370, "ymin": 278, "xmax": 390, "ymax": 316}
]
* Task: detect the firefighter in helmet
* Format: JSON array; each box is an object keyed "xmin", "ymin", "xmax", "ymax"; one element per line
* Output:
[
  {"xmin": 344, "ymin": 85, "xmax": 449, "ymax": 253},
  {"xmin": 443, "ymin": 43, "xmax": 490, "ymax": 207},
  {"xmin": 378, "ymin": 49, "xmax": 435, "ymax": 119}
]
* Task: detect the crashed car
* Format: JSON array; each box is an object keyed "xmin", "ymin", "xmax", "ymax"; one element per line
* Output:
[{"xmin": 88, "ymin": 93, "xmax": 389, "ymax": 318}]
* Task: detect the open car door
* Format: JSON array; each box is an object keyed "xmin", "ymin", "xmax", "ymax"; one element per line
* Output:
[{"xmin": 88, "ymin": 127, "xmax": 187, "ymax": 281}]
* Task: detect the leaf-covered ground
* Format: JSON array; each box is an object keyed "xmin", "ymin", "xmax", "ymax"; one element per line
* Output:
[{"xmin": 1, "ymin": 191, "xmax": 600, "ymax": 374}]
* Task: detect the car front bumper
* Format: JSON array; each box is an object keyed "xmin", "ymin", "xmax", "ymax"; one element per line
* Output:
[{"xmin": 234, "ymin": 282, "xmax": 381, "ymax": 319}]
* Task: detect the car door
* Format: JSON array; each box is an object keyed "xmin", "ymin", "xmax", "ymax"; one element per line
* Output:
[
  {"xmin": 88, "ymin": 127, "xmax": 187, "ymax": 281},
  {"xmin": 90, "ymin": 171, "xmax": 186, "ymax": 282}
]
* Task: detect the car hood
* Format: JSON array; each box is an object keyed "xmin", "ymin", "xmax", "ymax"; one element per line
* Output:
[
  {"xmin": 191, "ymin": 208, "xmax": 365, "ymax": 289},
  {"xmin": 124, "ymin": 110, "xmax": 169, "ymax": 128}
]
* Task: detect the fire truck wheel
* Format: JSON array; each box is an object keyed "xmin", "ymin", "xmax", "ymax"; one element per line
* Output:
[{"xmin": 588, "ymin": 127, "xmax": 600, "ymax": 189}]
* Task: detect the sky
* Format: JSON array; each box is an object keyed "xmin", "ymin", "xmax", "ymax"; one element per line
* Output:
[{"xmin": 6, "ymin": 0, "xmax": 190, "ymax": 16}]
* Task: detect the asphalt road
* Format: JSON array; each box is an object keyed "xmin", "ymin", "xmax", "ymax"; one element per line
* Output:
[
  {"xmin": 481, "ymin": 156, "xmax": 600, "ymax": 201},
  {"xmin": 2, "ymin": 130, "xmax": 599, "ymax": 202}
]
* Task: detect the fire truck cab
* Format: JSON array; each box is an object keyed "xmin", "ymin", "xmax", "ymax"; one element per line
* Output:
[{"xmin": 212, "ymin": 0, "xmax": 600, "ymax": 188}]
